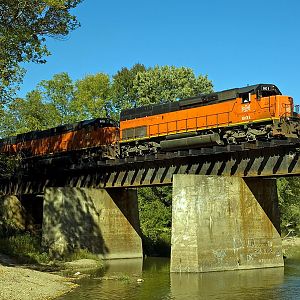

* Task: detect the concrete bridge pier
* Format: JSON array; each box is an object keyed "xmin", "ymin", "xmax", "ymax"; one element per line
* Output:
[
  {"xmin": 170, "ymin": 175, "xmax": 284, "ymax": 273},
  {"xmin": 42, "ymin": 187, "xmax": 142, "ymax": 259}
]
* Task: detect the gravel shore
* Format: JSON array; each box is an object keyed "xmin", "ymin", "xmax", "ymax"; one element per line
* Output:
[{"xmin": 0, "ymin": 255, "xmax": 77, "ymax": 300}]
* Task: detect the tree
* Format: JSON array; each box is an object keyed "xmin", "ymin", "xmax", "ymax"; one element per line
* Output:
[
  {"xmin": 2, "ymin": 90, "xmax": 59, "ymax": 135},
  {"xmin": 71, "ymin": 73, "xmax": 112, "ymax": 120},
  {"xmin": 0, "ymin": 0, "xmax": 83, "ymax": 101},
  {"xmin": 38, "ymin": 72, "xmax": 74, "ymax": 124},
  {"xmin": 277, "ymin": 177, "xmax": 300, "ymax": 236},
  {"xmin": 1, "ymin": 72, "xmax": 76, "ymax": 136},
  {"xmin": 1, "ymin": 72, "xmax": 116, "ymax": 136},
  {"xmin": 133, "ymin": 65, "xmax": 213, "ymax": 106},
  {"xmin": 138, "ymin": 187, "xmax": 172, "ymax": 256},
  {"xmin": 1, "ymin": 65, "xmax": 216, "ymax": 256},
  {"xmin": 111, "ymin": 63, "xmax": 146, "ymax": 115}
]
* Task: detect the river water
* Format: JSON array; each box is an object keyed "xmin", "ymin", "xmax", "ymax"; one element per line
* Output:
[{"xmin": 59, "ymin": 255, "xmax": 300, "ymax": 300}]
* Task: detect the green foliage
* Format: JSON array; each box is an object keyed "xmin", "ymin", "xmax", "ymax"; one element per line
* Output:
[
  {"xmin": 1, "ymin": 72, "xmax": 115, "ymax": 136},
  {"xmin": 138, "ymin": 187, "xmax": 172, "ymax": 256},
  {"xmin": 0, "ymin": 233, "xmax": 50, "ymax": 264},
  {"xmin": 0, "ymin": 0, "xmax": 83, "ymax": 101},
  {"xmin": 278, "ymin": 177, "xmax": 300, "ymax": 235},
  {"xmin": 2, "ymin": 65, "xmax": 213, "ymax": 137},
  {"xmin": 0, "ymin": 153, "xmax": 21, "ymax": 178},
  {"xmin": 111, "ymin": 63, "xmax": 146, "ymax": 114},
  {"xmin": 64, "ymin": 248, "xmax": 102, "ymax": 262},
  {"xmin": 138, "ymin": 187, "xmax": 172, "ymax": 241},
  {"xmin": 0, "ymin": 229, "xmax": 102, "ymax": 264},
  {"xmin": 72, "ymin": 73, "xmax": 112, "ymax": 120},
  {"xmin": 133, "ymin": 65, "xmax": 213, "ymax": 106},
  {"xmin": 1, "ymin": 65, "xmax": 213, "ymax": 257},
  {"xmin": 39, "ymin": 72, "xmax": 75, "ymax": 124},
  {"xmin": 2, "ymin": 91, "xmax": 60, "ymax": 135}
]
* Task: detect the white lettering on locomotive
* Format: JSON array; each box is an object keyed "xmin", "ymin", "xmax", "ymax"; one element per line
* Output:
[
  {"xmin": 242, "ymin": 104, "xmax": 251, "ymax": 112},
  {"xmin": 242, "ymin": 116, "xmax": 251, "ymax": 121}
]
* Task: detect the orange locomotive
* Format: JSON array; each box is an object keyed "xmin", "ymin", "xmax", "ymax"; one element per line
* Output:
[
  {"xmin": 119, "ymin": 84, "xmax": 300, "ymax": 157},
  {"xmin": 0, "ymin": 118, "xmax": 119, "ymax": 161}
]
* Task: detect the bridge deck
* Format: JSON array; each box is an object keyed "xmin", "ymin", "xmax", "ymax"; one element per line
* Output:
[{"xmin": 1, "ymin": 138, "xmax": 300, "ymax": 194}]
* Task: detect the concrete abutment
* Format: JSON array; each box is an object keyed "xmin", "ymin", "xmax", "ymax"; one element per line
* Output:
[
  {"xmin": 171, "ymin": 175, "xmax": 283, "ymax": 273},
  {"xmin": 42, "ymin": 187, "xmax": 142, "ymax": 259}
]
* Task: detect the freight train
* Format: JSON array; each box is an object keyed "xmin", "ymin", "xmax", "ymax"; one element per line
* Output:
[{"xmin": 0, "ymin": 83, "xmax": 299, "ymax": 163}]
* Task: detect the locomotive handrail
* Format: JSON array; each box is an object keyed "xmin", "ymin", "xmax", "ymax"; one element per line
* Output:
[
  {"xmin": 146, "ymin": 100, "xmax": 239, "ymax": 139},
  {"xmin": 145, "ymin": 96, "xmax": 294, "ymax": 140},
  {"xmin": 281, "ymin": 103, "xmax": 294, "ymax": 118},
  {"xmin": 148, "ymin": 110, "xmax": 231, "ymax": 138}
]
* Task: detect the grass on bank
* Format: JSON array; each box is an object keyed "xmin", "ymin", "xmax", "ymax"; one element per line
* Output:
[
  {"xmin": 64, "ymin": 248, "xmax": 101, "ymax": 262},
  {"xmin": 0, "ymin": 233, "xmax": 50, "ymax": 264},
  {"xmin": 0, "ymin": 232, "xmax": 103, "ymax": 266}
]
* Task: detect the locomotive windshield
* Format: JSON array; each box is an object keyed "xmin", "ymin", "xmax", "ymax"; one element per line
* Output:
[
  {"xmin": 237, "ymin": 84, "xmax": 282, "ymax": 101},
  {"xmin": 256, "ymin": 84, "xmax": 281, "ymax": 98}
]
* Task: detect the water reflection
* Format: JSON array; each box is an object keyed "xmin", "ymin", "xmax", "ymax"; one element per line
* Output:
[
  {"xmin": 101, "ymin": 258, "xmax": 143, "ymax": 275},
  {"xmin": 59, "ymin": 258, "xmax": 144, "ymax": 300},
  {"xmin": 59, "ymin": 257, "xmax": 300, "ymax": 300},
  {"xmin": 170, "ymin": 267, "xmax": 284, "ymax": 300}
]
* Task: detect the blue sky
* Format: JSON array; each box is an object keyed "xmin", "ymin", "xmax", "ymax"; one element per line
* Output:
[{"xmin": 20, "ymin": 0, "xmax": 300, "ymax": 104}]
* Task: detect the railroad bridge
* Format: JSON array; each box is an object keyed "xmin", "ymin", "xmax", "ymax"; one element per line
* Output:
[{"xmin": 1, "ymin": 139, "xmax": 300, "ymax": 272}]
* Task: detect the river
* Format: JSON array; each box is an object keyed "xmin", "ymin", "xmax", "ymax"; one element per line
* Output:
[{"xmin": 58, "ymin": 254, "xmax": 300, "ymax": 300}]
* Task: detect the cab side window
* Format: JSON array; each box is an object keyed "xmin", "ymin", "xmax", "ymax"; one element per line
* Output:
[{"xmin": 241, "ymin": 93, "xmax": 250, "ymax": 104}]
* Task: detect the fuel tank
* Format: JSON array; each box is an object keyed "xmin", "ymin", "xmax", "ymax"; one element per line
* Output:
[{"xmin": 160, "ymin": 132, "xmax": 223, "ymax": 151}]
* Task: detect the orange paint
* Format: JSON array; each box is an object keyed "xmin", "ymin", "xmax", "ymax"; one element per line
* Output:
[
  {"xmin": 0, "ymin": 126, "xmax": 119, "ymax": 158},
  {"xmin": 120, "ymin": 94, "xmax": 293, "ymax": 142}
]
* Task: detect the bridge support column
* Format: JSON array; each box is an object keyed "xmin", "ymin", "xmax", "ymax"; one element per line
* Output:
[
  {"xmin": 42, "ymin": 187, "xmax": 142, "ymax": 259},
  {"xmin": 170, "ymin": 175, "xmax": 283, "ymax": 273}
]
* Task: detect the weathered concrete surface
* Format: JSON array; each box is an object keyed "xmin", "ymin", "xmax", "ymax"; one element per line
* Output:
[
  {"xmin": 42, "ymin": 187, "xmax": 142, "ymax": 259},
  {"xmin": 0, "ymin": 195, "xmax": 26, "ymax": 231},
  {"xmin": 170, "ymin": 175, "xmax": 283, "ymax": 273}
]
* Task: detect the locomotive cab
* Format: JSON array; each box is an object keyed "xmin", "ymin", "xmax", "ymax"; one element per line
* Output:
[
  {"xmin": 256, "ymin": 84, "xmax": 281, "ymax": 98},
  {"xmin": 238, "ymin": 84, "xmax": 294, "ymax": 119},
  {"xmin": 238, "ymin": 84, "xmax": 281, "ymax": 103}
]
